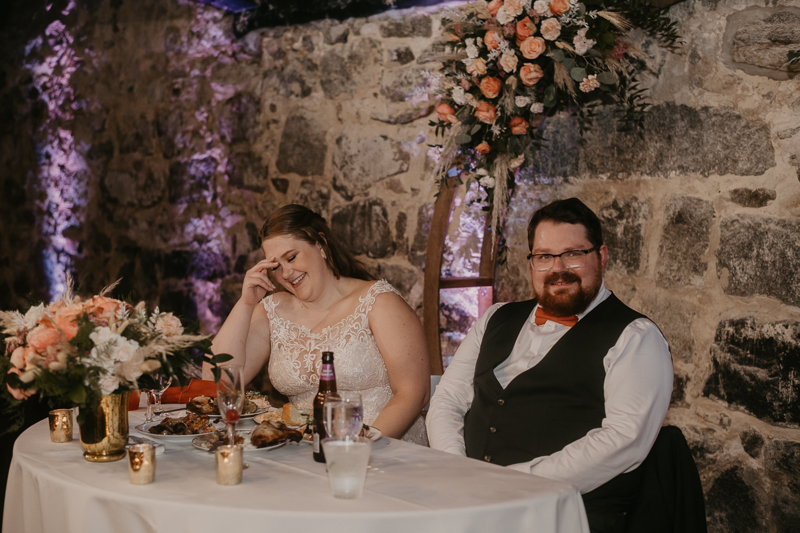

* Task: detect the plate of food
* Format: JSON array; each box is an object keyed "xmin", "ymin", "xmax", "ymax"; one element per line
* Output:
[
  {"xmin": 191, "ymin": 430, "xmax": 288, "ymax": 453},
  {"xmin": 253, "ymin": 403, "xmax": 311, "ymax": 426},
  {"xmin": 296, "ymin": 425, "xmax": 382, "ymax": 444},
  {"xmin": 186, "ymin": 394, "xmax": 272, "ymax": 420},
  {"xmin": 135, "ymin": 413, "xmax": 223, "ymax": 440}
]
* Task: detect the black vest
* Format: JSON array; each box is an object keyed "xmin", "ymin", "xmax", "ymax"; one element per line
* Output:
[{"xmin": 464, "ymin": 294, "xmax": 645, "ymax": 465}]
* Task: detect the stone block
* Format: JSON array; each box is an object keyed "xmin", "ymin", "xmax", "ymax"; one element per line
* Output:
[
  {"xmin": 374, "ymin": 262, "xmax": 418, "ymax": 297},
  {"xmin": 156, "ymin": 109, "xmax": 182, "ymax": 159},
  {"xmin": 293, "ymin": 179, "xmax": 331, "ymax": 219},
  {"xmin": 379, "ymin": 15, "xmax": 431, "ymax": 38},
  {"xmin": 765, "ymin": 440, "xmax": 800, "ymax": 532},
  {"xmin": 598, "ymin": 197, "xmax": 648, "ymax": 275},
  {"xmin": 727, "ymin": 187, "xmax": 776, "ymax": 208},
  {"xmin": 726, "ymin": 7, "xmax": 800, "ymax": 79},
  {"xmin": 716, "ymin": 215, "xmax": 800, "ymax": 306},
  {"xmin": 225, "ymin": 151, "xmax": 268, "ymax": 193},
  {"xmin": 740, "ymin": 427, "xmax": 765, "ymax": 459},
  {"xmin": 639, "ymin": 292, "xmax": 695, "ymax": 363},
  {"xmin": 276, "ymin": 113, "xmax": 326, "ymax": 177},
  {"xmin": 266, "ymin": 56, "xmax": 318, "ymax": 99},
  {"xmin": 271, "ymin": 178, "xmax": 289, "ymax": 194},
  {"xmin": 389, "ymin": 46, "xmax": 414, "ymax": 65},
  {"xmin": 656, "ymin": 195, "xmax": 713, "ymax": 288},
  {"xmin": 320, "ymin": 38, "xmax": 383, "ymax": 99},
  {"xmin": 681, "ymin": 425, "xmax": 723, "ymax": 471},
  {"xmin": 409, "ymin": 202, "xmax": 433, "ymax": 269},
  {"xmin": 416, "ymin": 42, "xmax": 451, "ymax": 64},
  {"xmin": 331, "ymin": 198, "xmax": 393, "ymax": 258},
  {"xmin": 323, "ymin": 24, "xmax": 349, "ymax": 45},
  {"xmin": 219, "ymin": 93, "xmax": 259, "ymax": 145},
  {"xmin": 118, "ymin": 115, "xmax": 152, "ymax": 155},
  {"xmin": 706, "ymin": 466, "xmax": 766, "ymax": 533},
  {"xmin": 380, "ymin": 65, "xmax": 430, "ymax": 103},
  {"xmin": 102, "ymin": 168, "xmax": 165, "ymax": 208},
  {"xmin": 168, "ymin": 157, "xmax": 217, "ymax": 204},
  {"xmin": 703, "ymin": 317, "xmax": 800, "ymax": 426},
  {"xmin": 332, "ymin": 134, "xmax": 409, "ymax": 200}
]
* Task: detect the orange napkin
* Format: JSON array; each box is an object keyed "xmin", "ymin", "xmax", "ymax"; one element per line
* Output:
[{"xmin": 128, "ymin": 379, "xmax": 218, "ymax": 411}]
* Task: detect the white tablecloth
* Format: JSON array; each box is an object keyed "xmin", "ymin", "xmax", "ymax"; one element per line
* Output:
[{"xmin": 4, "ymin": 407, "xmax": 589, "ymax": 533}]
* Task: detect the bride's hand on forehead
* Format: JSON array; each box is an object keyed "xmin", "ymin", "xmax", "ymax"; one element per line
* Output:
[{"xmin": 242, "ymin": 258, "xmax": 279, "ymax": 306}]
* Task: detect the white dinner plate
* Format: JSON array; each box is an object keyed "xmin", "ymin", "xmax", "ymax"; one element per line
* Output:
[
  {"xmin": 205, "ymin": 407, "xmax": 271, "ymax": 420},
  {"xmin": 135, "ymin": 421, "xmax": 224, "ymax": 440},
  {"xmin": 192, "ymin": 430, "xmax": 287, "ymax": 452}
]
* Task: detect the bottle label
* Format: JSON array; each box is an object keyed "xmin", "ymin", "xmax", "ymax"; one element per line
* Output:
[
  {"xmin": 313, "ymin": 431, "xmax": 320, "ymax": 453},
  {"xmin": 320, "ymin": 364, "xmax": 335, "ymax": 381}
]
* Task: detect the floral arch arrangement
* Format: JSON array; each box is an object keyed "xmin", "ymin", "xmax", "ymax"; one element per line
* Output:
[{"xmin": 429, "ymin": 0, "xmax": 681, "ymax": 256}]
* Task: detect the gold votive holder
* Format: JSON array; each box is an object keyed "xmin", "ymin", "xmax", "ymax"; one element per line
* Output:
[
  {"xmin": 215, "ymin": 444, "xmax": 243, "ymax": 485},
  {"xmin": 127, "ymin": 444, "xmax": 156, "ymax": 485},
  {"xmin": 48, "ymin": 409, "xmax": 73, "ymax": 443}
]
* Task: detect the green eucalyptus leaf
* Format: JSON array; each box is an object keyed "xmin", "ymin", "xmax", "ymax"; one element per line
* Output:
[
  {"xmin": 543, "ymin": 86, "xmax": 557, "ymax": 107},
  {"xmin": 578, "ymin": 3, "xmax": 586, "ymax": 17},
  {"xmin": 69, "ymin": 384, "xmax": 86, "ymax": 405},
  {"xmin": 455, "ymin": 134, "xmax": 473, "ymax": 144},
  {"xmin": 563, "ymin": 58, "xmax": 577, "ymax": 71},
  {"xmin": 469, "ymin": 123, "xmax": 482, "ymax": 135},
  {"xmin": 552, "ymin": 49, "xmax": 565, "ymax": 62},
  {"xmin": 570, "ymin": 67, "xmax": 587, "ymax": 82},
  {"xmin": 586, "ymin": 48, "xmax": 603, "ymax": 59},
  {"xmin": 596, "ymin": 71, "xmax": 617, "ymax": 85},
  {"xmin": 602, "ymin": 32, "xmax": 615, "ymax": 46}
]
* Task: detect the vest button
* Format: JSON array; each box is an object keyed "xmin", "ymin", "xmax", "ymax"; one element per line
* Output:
[
  {"xmin": 484, "ymin": 455, "xmax": 491, "ymax": 462},
  {"xmin": 489, "ymin": 427, "xmax": 497, "ymax": 433},
  {"xmin": 497, "ymin": 399, "xmax": 505, "ymax": 405}
]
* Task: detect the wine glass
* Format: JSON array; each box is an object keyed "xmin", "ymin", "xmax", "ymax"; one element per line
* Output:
[
  {"xmin": 150, "ymin": 373, "xmax": 173, "ymax": 419},
  {"xmin": 142, "ymin": 387, "xmax": 155, "ymax": 422},
  {"xmin": 324, "ymin": 391, "xmax": 364, "ymax": 440},
  {"xmin": 216, "ymin": 364, "xmax": 245, "ymax": 446}
]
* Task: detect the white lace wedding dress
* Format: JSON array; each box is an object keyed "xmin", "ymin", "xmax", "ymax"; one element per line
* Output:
[{"xmin": 263, "ymin": 280, "xmax": 428, "ymax": 445}]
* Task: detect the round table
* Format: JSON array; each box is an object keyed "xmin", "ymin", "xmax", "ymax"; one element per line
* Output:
[{"xmin": 4, "ymin": 407, "xmax": 589, "ymax": 533}]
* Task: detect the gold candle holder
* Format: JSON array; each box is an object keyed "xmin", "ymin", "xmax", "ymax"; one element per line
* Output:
[
  {"xmin": 127, "ymin": 444, "xmax": 156, "ymax": 485},
  {"xmin": 215, "ymin": 444, "xmax": 243, "ymax": 485},
  {"xmin": 48, "ymin": 409, "xmax": 73, "ymax": 443}
]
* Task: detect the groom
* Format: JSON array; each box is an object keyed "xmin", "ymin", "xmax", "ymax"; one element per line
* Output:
[{"xmin": 427, "ymin": 198, "xmax": 673, "ymax": 533}]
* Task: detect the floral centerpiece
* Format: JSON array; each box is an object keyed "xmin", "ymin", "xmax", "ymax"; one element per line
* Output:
[
  {"xmin": 0, "ymin": 277, "xmax": 226, "ymax": 431},
  {"xmin": 428, "ymin": 0, "xmax": 680, "ymax": 253}
]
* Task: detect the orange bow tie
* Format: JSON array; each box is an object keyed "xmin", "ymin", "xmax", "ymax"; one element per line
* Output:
[{"xmin": 534, "ymin": 307, "xmax": 578, "ymax": 327}]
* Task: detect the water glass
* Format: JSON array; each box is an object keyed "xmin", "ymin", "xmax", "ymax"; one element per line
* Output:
[
  {"xmin": 324, "ymin": 392, "xmax": 364, "ymax": 439},
  {"xmin": 322, "ymin": 437, "xmax": 372, "ymax": 499},
  {"xmin": 151, "ymin": 374, "xmax": 172, "ymax": 418}
]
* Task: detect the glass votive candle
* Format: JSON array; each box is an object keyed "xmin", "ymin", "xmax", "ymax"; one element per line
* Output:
[
  {"xmin": 48, "ymin": 409, "xmax": 73, "ymax": 443},
  {"xmin": 127, "ymin": 444, "xmax": 156, "ymax": 485},
  {"xmin": 215, "ymin": 444, "xmax": 243, "ymax": 485}
]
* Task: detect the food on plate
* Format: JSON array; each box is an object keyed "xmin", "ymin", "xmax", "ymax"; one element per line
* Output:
[
  {"xmin": 148, "ymin": 413, "xmax": 215, "ymax": 436},
  {"xmin": 253, "ymin": 410, "xmax": 281, "ymax": 424},
  {"xmin": 280, "ymin": 403, "xmax": 311, "ymax": 426},
  {"xmin": 193, "ymin": 431, "xmax": 244, "ymax": 450},
  {"xmin": 251, "ymin": 420, "xmax": 303, "ymax": 448},
  {"xmin": 186, "ymin": 395, "xmax": 263, "ymax": 415}
]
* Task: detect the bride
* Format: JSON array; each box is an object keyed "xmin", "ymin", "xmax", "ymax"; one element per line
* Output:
[{"xmin": 208, "ymin": 204, "xmax": 430, "ymax": 443}]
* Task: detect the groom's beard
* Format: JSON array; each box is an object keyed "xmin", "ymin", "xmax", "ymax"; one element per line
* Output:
[{"xmin": 534, "ymin": 271, "xmax": 601, "ymax": 317}]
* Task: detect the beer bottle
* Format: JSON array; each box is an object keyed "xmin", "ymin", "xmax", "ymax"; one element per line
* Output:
[{"xmin": 312, "ymin": 351, "xmax": 337, "ymax": 463}]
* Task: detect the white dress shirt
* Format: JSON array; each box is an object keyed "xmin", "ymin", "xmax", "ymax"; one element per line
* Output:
[{"xmin": 426, "ymin": 283, "xmax": 673, "ymax": 494}]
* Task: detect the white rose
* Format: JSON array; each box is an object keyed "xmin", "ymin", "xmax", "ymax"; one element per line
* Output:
[
  {"xmin": 504, "ymin": 0, "xmax": 525, "ymax": 17},
  {"xmin": 113, "ymin": 338, "xmax": 140, "ymax": 363},
  {"xmin": 155, "ymin": 313, "xmax": 184, "ymax": 337},
  {"xmin": 531, "ymin": 102, "xmax": 545, "ymax": 114},
  {"xmin": 465, "ymin": 39, "xmax": 479, "ymax": 59},
  {"xmin": 452, "ymin": 87, "xmax": 467, "ymax": 106},
  {"xmin": 496, "ymin": 6, "xmax": 514, "ymax": 24},
  {"xmin": 100, "ymin": 374, "xmax": 121, "ymax": 396},
  {"xmin": 540, "ymin": 18, "xmax": 561, "ymax": 41},
  {"xmin": 499, "ymin": 50, "xmax": 519, "ymax": 73},
  {"xmin": 89, "ymin": 326, "xmax": 117, "ymax": 347},
  {"xmin": 479, "ymin": 176, "xmax": 496, "ymax": 188},
  {"xmin": 515, "ymin": 96, "xmax": 531, "ymax": 108},
  {"xmin": 533, "ymin": 0, "xmax": 552, "ymax": 16}
]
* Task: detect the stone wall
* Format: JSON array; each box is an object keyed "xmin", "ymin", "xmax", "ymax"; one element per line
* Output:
[{"xmin": 1, "ymin": 0, "xmax": 799, "ymax": 530}]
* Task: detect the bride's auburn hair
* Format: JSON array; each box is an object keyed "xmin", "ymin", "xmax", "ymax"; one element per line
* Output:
[{"xmin": 258, "ymin": 204, "xmax": 376, "ymax": 282}]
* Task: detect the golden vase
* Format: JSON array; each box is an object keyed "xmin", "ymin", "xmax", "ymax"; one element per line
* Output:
[{"xmin": 78, "ymin": 391, "xmax": 130, "ymax": 462}]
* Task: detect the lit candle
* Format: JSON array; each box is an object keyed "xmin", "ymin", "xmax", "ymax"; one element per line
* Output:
[
  {"xmin": 48, "ymin": 409, "xmax": 73, "ymax": 443},
  {"xmin": 127, "ymin": 444, "xmax": 156, "ymax": 485},
  {"xmin": 215, "ymin": 444, "xmax": 243, "ymax": 485}
]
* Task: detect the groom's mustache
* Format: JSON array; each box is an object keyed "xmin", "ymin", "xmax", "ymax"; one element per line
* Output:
[{"xmin": 544, "ymin": 271, "xmax": 582, "ymax": 286}]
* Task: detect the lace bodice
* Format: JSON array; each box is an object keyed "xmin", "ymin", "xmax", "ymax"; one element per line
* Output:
[{"xmin": 264, "ymin": 280, "xmax": 427, "ymax": 444}]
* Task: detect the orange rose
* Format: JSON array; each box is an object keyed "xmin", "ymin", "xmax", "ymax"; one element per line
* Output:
[
  {"xmin": 55, "ymin": 303, "xmax": 84, "ymax": 341},
  {"xmin": 509, "ymin": 116, "xmax": 529, "ymax": 135},
  {"xmin": 487, "ymin": 0, "xmax": 503, "ymax": 16},
  {"xmin": 520, "ymin": 63, "xmax": 544, "ymax": 86},
  {"xmin": 479, "ymin": 77, "xmax": 502, "ymax": 99},
  {"xmin": 476, "ymin": 142, "xmax": 491, "ymax": 154},
  {"xmin": 520, "ymin": 37, "xmax": 546, "ymax": 60},
  {"xmin": 549, "ymin": 0, "xmax": 570, "ymax": 16},
  {"xmin": 475, "ymin": 102, "xmax": 497, "ymax": 124},
  {"xmin": 27, "ymin": 326, "xmax": 62, "ymax": 354},
  {"xmin": 6, "ymin": 368, "xmax": 36, "ymax": 400},
  {"xmin": 485, "ymin": 30, "xmax": 501, "ymax": 51},
  {"xmin": 435, "ymin": 103, "xmax": 458, "ymax": 124},
  {"xmin": 515, "ymin": 17, "xmax": 535, "ymax": 45},
  {"xmin": 88, "ymin": 296, "xmax": 125, "ymax": 319}
]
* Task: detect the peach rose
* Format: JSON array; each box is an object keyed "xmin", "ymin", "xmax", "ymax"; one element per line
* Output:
[
  {"xmin": 476, "ymin": 142, "xmax": 491, "ymax": 154},
  {"xmin": 520, "ymin": 37, "xmax": 546, "ymax": 60},
  {"xmin": 549, "ymin": 0, "xmax": 570, "ymax": 16},
  {"xmin": 509, "ymin": 116, "xmax": 529, "ymax": 134},
  {"xmin": 7, "ymin": 368, "xmax": 36, "ymax": 400},
  {"xmin": 487, "ymin": 0, "xmax": 503, "ymax": 16},
  {"xmin": 465, "ymin": 57, "xmax": 487, "ymax": 76},
  {"xmin": 479, "ymin": 77, "xmax": 502, "ymax": 99},
  {"xmin": 88, "ymin": 296, "xmax": 124, "ymax": 320},
  {"xmin": 540, "ymin": 18, "xmax": 561, "ymax": 41},
  {"xmin": 516, "ymin": 17, "xmax": 535, "ymax": 45},
  {"xmin": 435, "ymin": 103, "xmax": 458, "ymax": 124},
  {"xmin": 475, "ymin": 102, "xmax": 497, "ymax": 124},
  {"xmin": 55, "ymin": 304, "xmax": 84, "ymax": 341},
  {"xmin": 504, "ymin": 0, "xmax": 525, "ymax": 17},
  {"xmin": 10, "ymin": 346, "xmax": 31, "ymax": 369},
  {"xmin": 27, "ymin": 326, "xmax": 61, "ymax": 354},
  {"xmin": 155, "ymin": 313, "xmax": 184, "ymax": 337},
  {"xmin": 520, "ymin": 63, "xmax": 545, "ymax": 86},
  {"xmin": 485, "ymin": 30, "xmax": 501, "ymax": 51}
]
